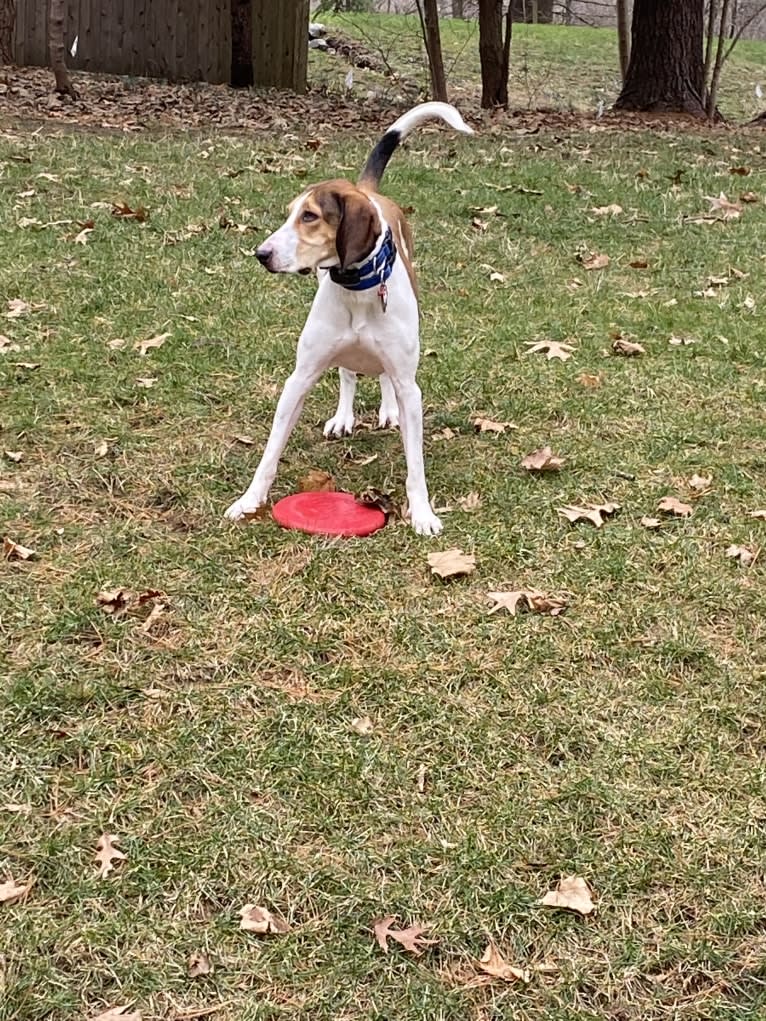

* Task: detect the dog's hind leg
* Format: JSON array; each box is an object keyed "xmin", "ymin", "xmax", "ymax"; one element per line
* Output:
[
  {"xmin": 323, "ymin": 368, "xmax": 357, "ymax": 438},
  {"xmin": 377, "ymin": 373, "xmax": 400, "ymax": 429}
]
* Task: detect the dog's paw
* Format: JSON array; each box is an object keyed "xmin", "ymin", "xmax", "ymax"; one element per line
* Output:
[
  {"xmin": 323, "ymin": 412, "xmax": 355, "ymax": 438},
  {"xmin": 377, "ymin": 406, "xmax": 400, "ymax": 430},
  {"xmin": 410, "ymin": 509, "xmax": 443, "ymax": 537},
  {"xmin": 224, "ymin": 496, "xmax": 265, "ymax": 522}
]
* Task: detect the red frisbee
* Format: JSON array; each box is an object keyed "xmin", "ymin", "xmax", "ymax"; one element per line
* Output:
[{"xmin": 271, "ymin": 491, "xmax": 386, "ymax": 537}]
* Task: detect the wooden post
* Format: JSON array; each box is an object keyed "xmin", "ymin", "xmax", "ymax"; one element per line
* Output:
[{"xmin": 252, "ymin": 0, "xmax": 309, "ymax": 93}]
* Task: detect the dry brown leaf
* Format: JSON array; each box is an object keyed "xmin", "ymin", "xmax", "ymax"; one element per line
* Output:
[
  {"xmin": 612, "ymin": 338, "xmax": 645, "ymax": 356},
  {"xmin": 94, "ymin": 440, "xmax": 109, "ymax": 458},
  {"xmin": 629, "ymin": 259, "xmax": 649, "ymax": 269},
  {"xmin": 669, "ymin": 335, "xmax": 697, "ymax": 346},
  {"xmin": 107, "ymin": 338, "xmax": 126, "ymax": 350},
  {"xmin": 433, "ymin": 426, "xmax": 457, "ymax": 440},
  {"xmin": 580, "ymin": 252, "xmax": 609, "ymax": 270},
  {"xmin": 427, "ymin": 549, "xmax": 476, "ymax": 579},
  {"xmin": 91, "ymin": 1007, "xmax": 142, "ymax": 1021},
  {"xmin": 299, "ymin": 469, "xmax": 335, "ymax": 493},
  {"xmin": 187, "ymin": 951, "xmax": 213, "ymax": 978},
  {"xmin": 3, "ymin": 536, "xmax": 36, "ymax": 561},
  {"xmin": 471, "ymin": 216, "xmax": 488, "ymax": 232},
  {"xmin": 591, "ymin": 204, "xmax": 622, "ymax": 217},
  {"xmin": 751, "ymin": 509, "xmax": 766, "ymax": 520},
  {"xmin": 134, "ymin": 332, "xmax": 170, "ymax": 356},
  {"xmin": 489, "ymin": 271, "xmax": 505, "ymax": 283},
  {"xmin": 239, "ymin": 903, "xmax": 290, "ymax": 934},
  {"xmin": 74, "ymin": 225, "xmax": 94, "ymax": 245},
  {"xmin": 576, "ymin": 372, "xmax": 603, "ymax": 388},
  {"xmin": 95, "ymin": 587, "xmax": 163, "ymax": 618},
  {"xmin": 640, "ymin": 516, "xmax": 661, "ymax": 530},
  {"xmin": 0, "ymin": 334, "xmax": 20, "ymax": 354},
  {"xmin": 558, "ymin": 502, "xmax": 619, "ymax": 528},
  {"xmin": 95, "ymin": 833, "xmax": 126, "ymax": 879},
  {"xmin": 112, "ymin": 202, "xmax": 149, "ymax": 222},
  {"xmin": 657, "ymin": 496, "xmax": 693, "ymax": 518},
  {"xmin": 688, "ymin": 473, "xmax": 712, "ymax": 492},
  {"xmin": 521, "ymin": 446, "xmax": 565, "ymax": 472},
  {"xmin": 136, "ymin": 377, "xmax": 157, "ymax": 388},
  {"xmin": 373, "ymin": 916, "xmax": 438, "ymax": 956},
  {"xmin": 4, "ymin": 450, "xmax": 23, "ymax": 462},
  {"xmin": 487, "ymin": 590, "xmax": 566, "ymax": 616},
  {"xmin": 729, "ymin": 165, "xmax": 751, "ymax": 176},
  {"xmin": 740, "ymin": 191, "xmax": 759, "ymax": 203},
  {"xmin": 705, "ymin": 192, "xmax": 742, "ymax": 220},
  {"xmin": 457, "ymin": 492, "xmax": 482, "ymax": 512},
  {"xmin": 233, "ymin": 433, "xmax": 255, "ymax": 445},
  {"xmin": 524, "ymin": 340, "xmax": 576, "ymax": 361},
  {"xmin": 726, "ymin": 544, "xmax": 757, "ymax": 567},
  {"xmin": 473, "ymin": 417, "xmax": 514, "ymax": 434},
  {"xmin": 351, "ymin": 716, "xmax": 374, "ymax": 736},
  {"xmin": 476, "ymin": 943, "xmax": 530, "ymax": 983},
  {"xmin": 6, "ymin": 299, "xmax": 31, "ymax": 319},
  {"xmin": 540, "ymin": 875, "xmax": 594, "ymax": 915},
  {"xmin": 0, "ymin": 878, "xmax": 32, "ymax": 904}
]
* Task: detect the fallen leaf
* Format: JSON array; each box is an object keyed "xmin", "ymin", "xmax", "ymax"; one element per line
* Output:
[
  {"xmin": 521, "ymin": 446, "xmax": 565, "ymax": 472},
  {"xmin": 187, "ymin": 951, "xmax": 213, "ymax": 977},
  {"xmin": 95, "ymin": 587, "xmax": 163, "ymax": 618},
  {"xmin": 299, "ymin": 469, "xmax": 334, "ymax": 493},
  {"xmin": 74, "ymin": 226, "xmax": 94, "ymax": 245},
  {"xmin": 0, "ymin": 334, "xmax": 20, "ymax": 354},
  {"xmin": 487, "ymin": 589, "xmax": 567, "ymax": 616},
  {"xmin": 612, "ymin": 338, "xmax": 645, "ymax": 356},
  {"xmin": 416, "ymin": 763, "xmax": 427, "ymax": 794},
  {"xmin": 351, "ymin": 716, "xmax": 374, "ymax": 736},
  {"xmin": 134, "ymin": 332, "xmax": 170, "ymax": 356},
  {"xmin": 94, "ymin": 440, "xmax": 109, "ymax": 458},
  {"xmin": 239, "ymin": 903, "xmax": 290, "ymax": 934},
  {"xmin": 471, "ymin": 217, "xmax": 488, "ymax": 232},
  {"xmin": 489, "ymin": 271, "xmax": 505, "ymax": 283},
  {"xmin": 4, "ymin": 450, "xmax": 23, "ymax": 462},
  {"xmin": 524, "ymin": 340, "xmax": 576, "ymax": 361},
  {"xmin": 750, "ymin": 509, "xmax": 766, "ymax": 520},
  {"xmin": 591, "ymin": 203, "xmax": 622, "ymax": 216},
  {"xmin": 457, "ymin": 492, "xmax": 482, "ymax": 512},
  {"xmin": 357, "ymin": 487, "xmax": 396, "ymax": 517},
  {"xmin": 433, "ymin": 426, "xmax": 457, "ymax": 440},
  {"xmin": 6, "ymin": 299, "xmax": 32, "ymax": 319},
  {"xmin": 3, "ymin": 537, "xmax": 36, "ymax": 561},
  {"xmin": 580, "ymin": 251, "xmax": 609, "ymax": 270},
  {"xmin": 640, "ymin": 516, "xmax": 661, "ymax": 530},
  {"xmin": 233, "ymin": 433, "xmax": 255, "ymax": 445},
  {"xmin": 476, "ymin": 943, "xmax": 530, "ymax": 983},
  {"xmin": 0, "ymin": 878, "xmax": 31, "ymax": 904},
  {"xmin": 669, "ymin": 335, "xmax": 697, "ymax": 346},
  {"xmin": 107, "ymin": 338, "xmax": 126, "ymax": 350},
  {"xmin": 726, "ymin": 544, "xmax": 757, "ymax": 567},
  {"xmin": 729, "ymin": 166, "xmax": 751, "ymax": 176},
  {"xmin": 628, "ymin": 259, "xmax": 649, "ymax": 269},
  {"xmin": 540, "ymin": 875, "xmax": 594, "ymax": 915},
  {"xmin": 136, "ymin": 377, "xmax": 158, "ymax": 388},
  {"xmin": 427, "ymin": 549, "xmax": 476, "ymax": 579},
  {"xmin": 688, "ymin": 473, "xmax": 712, "ymax": 492},
  {"xmin": 95, "ymin": 833, "xmax": 127, "ymax": 879},
  {"xmin": 473, "ymin": 417, "xmax": 514, "ymax": 434},
  {"xmin": 140, "ymin": 602, "xmax": 166, "ymax": 634},
  {"xmin": 91, "ymin": 1007, "xmax": 141, "ymax": 1021},
  {"xmin": 112, "ymin": 202, "xmax": 149, "ymax": 222},
  {"xmin": 657, "ymin": 496, "xmax": 693, "ymax": 517},
  {"xmin": 576, "ymin": 372, "xmax": 602, "ymax": 388},
  {"xmin": 704, "ymin": 192, "xmax": 742, "ymax": 220},
  {"xmin": 558, "ymin": 502, "xmax": 619, "ymax": 528},
  {"xmin": 740, "ymin": 191, "xmax": 759, "ymax": 203},
  {"xmin": 742, "ymin": 294, "xmax": 756, "ymax": 311},
  {"xmin": 373, "ymin": 916, "xmax": 438, "ymax": 955}
]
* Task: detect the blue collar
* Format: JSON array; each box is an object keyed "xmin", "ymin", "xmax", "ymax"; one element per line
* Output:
[{"xmin": 329, "ymin": 227, "xmax": 396, "ymax": 291}]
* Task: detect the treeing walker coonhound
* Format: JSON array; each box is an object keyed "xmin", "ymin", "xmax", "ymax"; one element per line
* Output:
[{"xmin": 224, "ymin": 101, "xmax": 473, "ymax": 536}]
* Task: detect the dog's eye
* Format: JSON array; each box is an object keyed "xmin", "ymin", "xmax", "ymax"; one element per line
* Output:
[{"xmin": 301, "ymin": 210, "xmax": 319, "ymax": 224}]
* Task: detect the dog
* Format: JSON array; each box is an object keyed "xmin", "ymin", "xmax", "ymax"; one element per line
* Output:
[{"xmin": 224, "ymin": 102, "xmax": 473, "ymax": 536}]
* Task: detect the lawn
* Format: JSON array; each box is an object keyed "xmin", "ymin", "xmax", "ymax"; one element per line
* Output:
[{"xmin": 2, "ymin": 15, "xmax": 766, "ymax": 1021}]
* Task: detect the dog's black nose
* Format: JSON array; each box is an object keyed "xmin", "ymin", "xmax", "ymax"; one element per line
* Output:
[{"xmin": 256, "ymin": 246, "xmax": 272, "ymax": 266}]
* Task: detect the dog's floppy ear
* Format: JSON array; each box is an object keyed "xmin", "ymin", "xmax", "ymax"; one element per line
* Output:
[{"xmin": 335, "ymin": 191, "xmax": 379, "ymax": 269}]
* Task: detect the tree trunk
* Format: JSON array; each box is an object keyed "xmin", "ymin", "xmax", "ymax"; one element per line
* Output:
[
  {"xmin": 452, "ymin": 0, "xmax": 465, "ymax": 17},
  {"xmin": 252, "ymin": 0, "xmax": 309, "ymax": 92},
  {"xmin": 0, "ymin": 0, "xmax": 15, "ymax": 65},
  {"xmin": 706, "ymin": 0, "xmax": 731, "ymax": 116},
  {"xmin": 511, "ymin": 0, "xmax": 553, "ymax": 22},
  {"xmin": 615, "ymin": 0, "xmax": 705, "ymax": 116},
  {"xmin": 479, "ymin": 0, "xmax": 513, "ymax": 109},
  {"xmin": 616, "ymin": 0, "xmax": 631, "ymax": 81},
  {"xmin": 417, "ymin": 0, "xmax": 448, "ymax": 102},
  {"xmin": 48, "ymin": 0, "xmax": 77, "ymax": 98},
  {"xmin": 231, "ymin": 0, "xmax": 253, "ymax": 87}
]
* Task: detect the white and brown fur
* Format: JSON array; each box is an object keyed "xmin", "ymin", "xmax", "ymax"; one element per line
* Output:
[{"xmin": 224, "ymin": 102, "xmax": 473, "ymax": 536}]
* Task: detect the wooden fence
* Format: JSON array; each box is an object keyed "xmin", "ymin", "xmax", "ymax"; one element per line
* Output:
[{"xmin": 14, "ymin": 0, "xmax": 232, "ymax": 84}]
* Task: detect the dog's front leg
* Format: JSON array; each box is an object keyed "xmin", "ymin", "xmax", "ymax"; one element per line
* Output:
[
  {"xmin": 323, "ymin": 367, "xmax": 357, "ymax": 438},
  {"xmin": 224, "ymin": 367, "xmax": 321, "ymax": 521},
  {"xmin": 392, "ymin": 377, "xmax": 443, "ymax": 536}
]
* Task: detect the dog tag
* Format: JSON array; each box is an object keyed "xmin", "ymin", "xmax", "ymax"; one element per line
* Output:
[{"xmin": 378, "ymin": 282, "xmax": 388, "ymax": 313}]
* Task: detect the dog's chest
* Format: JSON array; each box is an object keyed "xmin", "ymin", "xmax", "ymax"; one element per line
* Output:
[{"xmin": 332, "ymin": 319, "xmax": 385, "ymax": 375}]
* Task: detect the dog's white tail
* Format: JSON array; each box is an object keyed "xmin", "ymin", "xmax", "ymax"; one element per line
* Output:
[{"xmin": 359, "ymin": 102, "xmax": 473, "ymax": 191}]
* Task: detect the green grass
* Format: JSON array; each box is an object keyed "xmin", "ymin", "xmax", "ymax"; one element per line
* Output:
[{"xmin": 2, "ymin": 19, "xmax": 766, "ymax": 1021}]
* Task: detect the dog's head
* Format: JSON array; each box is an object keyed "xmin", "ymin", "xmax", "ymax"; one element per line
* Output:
[{"xmin": 256, "ymin": 180, "xmax": 381, "ymax": 275}]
